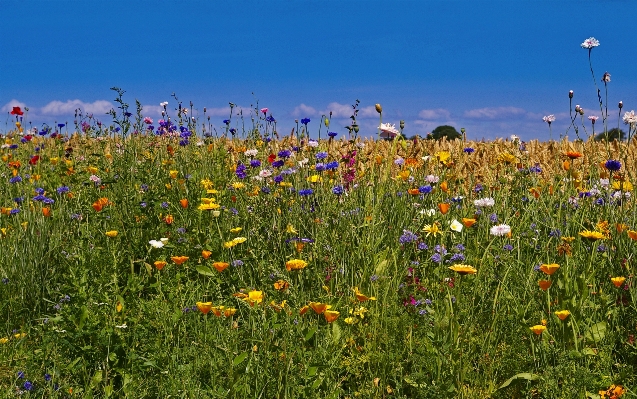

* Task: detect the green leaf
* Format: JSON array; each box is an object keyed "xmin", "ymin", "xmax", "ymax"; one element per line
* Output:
[
  {"xmin": 196, "ymin": 265, "xmax": 215, "ymax": 276},
  {"xmin": 305, "ymin": 326, "xmax": 317, "ymax": 341},
  {"xmin": 498, "ymin": 373, "xmax": 539, "ymax": 389},
  {"xmin": 585, "ymin": 321, "xmax": 607, "ymax": 343},
  {"xmin": 332, "ymin": 322, "xmax": 342, "ymax": 344},
  {"xmin": 233, "ymin": 352, "xmax": 248, "ymax": 366},
  {"xmin": 307, "ymin": 366, "xmax": 318, "ymax": 377}
]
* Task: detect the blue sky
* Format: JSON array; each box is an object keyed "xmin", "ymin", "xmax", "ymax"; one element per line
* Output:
[{"xmin": 2, "ymin": 0, "xmax": 636, "ymax": 141}]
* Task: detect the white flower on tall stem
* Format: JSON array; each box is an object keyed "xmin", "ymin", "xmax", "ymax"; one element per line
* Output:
[
  {"xmin": 474, "ymin": 197, "xmax": 495, "ymax": 208},
  {"xmin": 623, "ymin": 110, "xmax": 637, "ymax": 125},
  {"xmin": 149, "ymin": 240, "xmax": 165, "ymax": 249},
  {"xmin": 542, "ymin": 115, "xmax": 555, "ymax": 125},
  {"xmin": 588, "ymin": 115, "xmax": 599, "ymax": 124},
  {"xmin": 602, "ymin": 72, "xmax": 611, "ymax": 83},
  {"xmin": 581, "ymin": 37, "xmax": 600, "ymax": 49},
  {"xmin": 379, "ymin": 123, "xmax": 400, "ymax": 136},
  {"xmin": 490, "ymin": 224, "xmax": 511, "ymax": 237}
]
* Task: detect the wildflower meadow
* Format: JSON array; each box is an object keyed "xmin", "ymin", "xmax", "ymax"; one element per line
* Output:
[{"xmin": 1, "ymin": 37, "xmax": 637, "ymax": 398}]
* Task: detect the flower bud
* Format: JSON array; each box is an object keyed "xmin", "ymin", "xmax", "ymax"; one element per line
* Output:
[
  {"xmin": 619, "ymin": 101, "xmax": 623, "ymax": 109},
  {"xmin": 375, "ymin": 104, "xmax": 382, "ymax": 114},
  {"xmin": 575, "ymin": 105, "xmax": 580, "ymax": 112},
  {"xmin": 461, "ymin": 128, "xmax": 466, "ymax": 134},
  {"xmin": 203, "ymin": 107, "xmax": 207, "ymax": 113},
  {"xmin": 353, "ymin": 125, "xmax": 360, "ymax": 133},
  {"xmin": 569, "ymin": 90, "xmax": 574, "ymax": 99},
  {"xmin": 579, "ymin": 108, "xmax": 584, "ymax": 116},
  {"xmin": 400, "ymin": 120, "xmax": 405, "ymax": 130},
  {"xmin": 324, "ymin": 118, "xmax": 329, "ymax": 127}
]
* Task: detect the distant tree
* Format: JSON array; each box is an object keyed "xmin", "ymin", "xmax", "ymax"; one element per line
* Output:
[
  {"xmin": 428, "ymin": 125, "xmax": 462, "ymax": 141},
  {"xmin": 595, "ymin": 128, "xmax": 626, "ymax": 142}
]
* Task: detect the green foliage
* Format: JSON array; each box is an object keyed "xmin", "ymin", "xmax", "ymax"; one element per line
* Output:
[
  {"xmin": 594, "ymin": 128, "xmax": 627, "ymax": 142},
  {"xmin": 428, "ymin": 125, "xmax": 462, "ymax": 141}
]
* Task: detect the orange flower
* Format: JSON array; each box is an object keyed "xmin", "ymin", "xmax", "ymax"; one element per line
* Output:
[
  {"xmin": 309, "ymin": 302, "xmax": 331, "ymax": 314},
  {"xmin": 529, "ymin": 325, "xmax": 546, "ymax": 335},
  {"xmin": 564, "ymin": 151, "xmax": 583, "ymax": 159},
  {"xmin": 324, "ymin": 310, "xmax": 340, "ymax": 323},
  {"xmin": 211, "ymin": 306, "xmax": 224, "ymax": 317},
  {"xmin": 179, "ymin": 199, "xmax": 189, "ymax": 208},
  {"xmin": 440, "ymin": 181, "xmax": 448, "ymax": 193},
  {"xmin": 286, "ymin": 259, "xmax": 308, "ymax": 271},
  {"xmin": 196, "ymin": 302, "xmax": 213, "ymax": 315},
  {"xmin": 353, "ymin": 287, "xmax": 376, "ymax": 302},
  {"xmin": 539, "ymin": 263, "xmax": 560, "ymax": 275},
  {"xmin": 92, "ymin": 197, "xmax": 110, "ymax": 212},
  {"xmin": 273, "ymin": 280, "xmax": 290, "ymax": 291},
  {"xmin": 213, "ymin": 262, "xmax": 229, "ymax": 272},
  {"xmin": 154, "ymin": 260, "xmax": 167, "ymax": 270},
  {"xmin": 627, "ymin": 230, "xmax": 637, "ymax": 241},
  {"xmin": 554, "ymin": 310, "xmax": 571, "ymax": 320},
  {"xmin": 42, "ymin": 207, "xmax": 52, "ymax": 217},
  {"xmin": 448, "ymin": 264, "xmax": 477, "ymax": 275},
  {"xmin": 438, "ymin": 203, "xmax": 450, "ymax": 215},
  {"xmin": 171, "ymin": 256, "xmax": 189, "ymax": 265},
  {"xmin": 529, "ymin": 187, "xmax": 541, "ymax": 199},
  {"xmin": 538, "ymin": 280, "xmax": 552, "ymax": 291},
  {"xmin": 562, "ymin": 160, "xmax": 570, "ymax": 171},
  {"xmin": 616, "ymin": 223, "xmax": 629, "ymax": 233},
  {"xmin": 299, "ymin": 305, "xmax": 310, "ymax": 315},
  {"xmin": 201, "ymin": 250, "xmax": 212, "ymax": 259},
  {"xmin": 611, "ymin": 277, "xmax": 626, "ymax": 288},
  {"xmin": 164, "ymin": 214, "xmax": 174, "ymax": 225},
  {"xmin": 224, "ymin": 308, "xmax": 237, "ymax": 317},
  {"xmin": 462, "ymin": 218, "xmax": 477, "ymax": 228},
  {"xmin": 407, "ymin": 188, "xmax": 420, "ymax": 196}
]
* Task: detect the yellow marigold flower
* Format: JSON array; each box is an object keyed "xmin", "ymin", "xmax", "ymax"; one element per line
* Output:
[
  {"xmin": 201, "ymin": 250, "xmax": 212, "ymax": 259},
  {"xmin": 199, "ymin": 203, "xmax": 221, "ymax": 211},
  {"xmin": 462, "ymin": 218, "xmax": 477, "ymax": 228},
  {"xmin": 14, "ymin": 333, "xmax": 26, "ymax": 339},
  {"xmin": 87, "ymin": 166, "xmax": 99, "ymax": 174},
  {"xmin": 611, "ymin": 277, "xmax": 626, "ymax": 288},
  {"xmin": 169, "ymin": 170, "xmax": 179, "ymax": 179},
  {"xmin": 353, "ymin": 287, "xmax": 376, "ymax": 302},
  {"xmin": 105, "ymin": 230, "xmax": 118, "ymax": 237},
  {"xmin": 286, "ymin": 259, "xmax": 308, "ymax": 271},
  {"xmin": 561, "ymin": 236, "xmax": 575, "ymax": 243},
  {"xmin": 434, "ymin": 151, "xmax": 451, "ymax": 163},
  {"xmin": 554, "ymin": 310, "xmax": 571, "ymax": 320},
  {"xmin": 529, "ymin": 325, "xmax": 546, "ymax": 335},
  {"xmin": 245, "ymin": 290, "xmax": 264, "ymax": 306},
  {"xmin": 579, "ymin": 230, "xmax": 606, "ymax": 240},
  {"xmin": 344, "ymin": 317, "xmax": 357, "ymax": 325},
  {"xmin": 230, "ymin": 227, "xmax": 242, "ymax": 233},
  {"xmin": 223, "ymin": 241, "xmax": 237, "ymax": 248},
  {"xmin": 612, "ymin": 180, "xmax": 633, "ymax": 191},
  {"xmin": 307, "ymin": 174, "xmax": 322, "ymax": 183},
  {"xmin": 539, "ymin": 263, "xmax": 560, "ymax": 276},
  {"xmin": 448, "ymin": 264, "xmax": 477, "ymax": 275},
  {"xmin": 269, "ymin": 300, "xmax": 287, "ymax": 312},
  {"xmin": 0, "ymin": 337, "xmax": 8, "ymax": 344},
  {"xmin": 397, "ymin": 170, "xmax": 411, "ymax": 181},
  {"xmin": 50, "ymin": 157, "xmax": 59, "ymax": 165},
  {"xmin": 196, "ymin": 302, "xmax": 213, "ymax": 315},
  {"xmin": 324, "ymin": 310, "xmax": 340, "ymax": 323},
  {"xmin": 273, "ymin": 280, "xmax": 289, "ymax": 291},
  {"xmin": 232, "ymin": 237, "xmax": 246, "ymax": 244},
  {"xmin": 498, "ymin": 152, "xmax": 517, "ymax": 164},
  {"xmin": 423, "ymin": 223, "xmax": 442, "ymax": 237},
  {"xmin": 232, "ymin": 182, "xmax": 245, "ymax": 190}
]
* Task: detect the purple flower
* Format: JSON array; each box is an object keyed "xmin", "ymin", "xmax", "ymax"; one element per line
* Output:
[
  {"xmin": 328, "ymin": 132, "xmax": 337, "ymax": 138},
  {"xmin": 278, "ymin": 150, "xmax": 292, "ymax": 159},
  {"xmin": 419, "ymin": 185, "xmax": 433, "ymax": 194},
  {"xmin": 463, "ymin": 147, "xmax": 475, "ymax": 153},
  {"xmin": 9, "ymin": 176, "xmax": 22, "ymax": 184},
  {"xmin": 605, "ymin": 159, "xmax": 621, "ymax": 171},
  {"xmin": 332, "ymin": 186, "xmax": 344, "ymax": 195},
  {"xmin": 298, "ymin": 188, "xmax": 314, "ymax": 196},
  {"xmin": 399, "ymin": 230, "xmax": 418, "ymax": 244},
  {"xmin": 325, "ymin": 161, "xmax": 339, "ymax": 170},
  {"xmin": 249, "ymin": 159, "xmax": 261, "ymax": 168},
  {"xmin": 301, "ymin": 118, "xmax": 310, "ymax": 125},
  {"xmin": 430, "ymin": 253, "xmax": 443, "ymax": 263},
  {"xmin": 316, "ymin": 152, "xmax": 328, "ymax": 160},
  {"xmin": 23, "ymin": 381, "xmax": 33, "ymax": 391},
  {"xmin": 315, "ymin": 163, "xmax": 326, "ymax": 172},
  {"xmin": 272, "ymin": 160, "xmax": 284, "ymax": 168}
]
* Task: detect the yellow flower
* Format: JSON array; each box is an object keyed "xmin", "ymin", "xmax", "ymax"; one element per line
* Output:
[
  {"xmin": 169, "ymin": 170, "xmax": 179, "ymax": 179},
  {"xmin": 232, "ymin": 237, "xmax": 247, "ymax": 244},
  {"xmin": 448, "ymin": 264, "xmax": 477, "ymax": 275},
  {"xmin": 579, "ymin": 230, "xmax": 606, "ymax": 240},
  {"xmin": 344, "ymin": 317, "xmax": 357, "ymax": 325},
  {"xmin": 554, "ymin": 310, "xmax": 570, "ymax": 320},
  {"xmin": 245, "ymin": 290, "xmax": 264, "ymax": 307},
  {"xmin": 286, "ymin": 259, "xmax": 308, "ymax": 271},
  {"xmin": 0, "ymin": 337, "xmax": 8, "ymax": 344},
  {"xmin": 324, "ymin": 310, "xmax": 340, "ymax": 323},
  {"xmin": 611, "ymin": 277, "xmax": 626, "ymax": 288},
  {"xmin": 397, "ymin": 170, "xmax": 411, "ymax": 181},
  {"xmin": 628, "ymin": 230, "xmax": 637, "ymax": 241},
  {"xmin": 307, "ymin": 175, "xmax": 322, "ymax": 183},
  {"xmin": 612, "ymin": 180, "xmax": 633, "ymax": 191},
  {"xmin": 224, "ymin": 308, "xmax": 237, "ymax": 317},
  {"xmin": 196, "ymin": 302, "xmax": 213, "ymax": 314},
  {"xmin": 286, "ymin": 224, "xmax": 298, "ymax": 234},
  {"xmin": 232, "ymin": 182, "xmax": 245, "ymax": 190},
  {"xmin": 199, "ymin": 202, "xmax": 221, "ymax": 211},
  {"xmin": 353, "ymin": 287, "xmax": 376, "ymax": 302},
  {"xmin": 105, "ymin": 230, "xmax": 118, "ymax": 237},
  {"xmin": 498, "ymin": 152, "xmax": 517, "ymax": 164},
  {"xmin": 529, "ymin": 325, "xmax": 546, "ymax": 335},
  {"xmin": 230, "ymin": 227, "xmax": 243, "ymax": 233},
  {"xmin": 269, "ymin": 300, "xmax": 288, "ymax": 312},
  {"xmin": 423, "ymin": 223, "xmax": 442, "ymax": 237},
  {"xmin": 539, "ymin": 263, "xmax": 560, "ymax": 275},
  {"xmin": 434, "ymin": 151, "xmax": 451, "ymax": 163}
]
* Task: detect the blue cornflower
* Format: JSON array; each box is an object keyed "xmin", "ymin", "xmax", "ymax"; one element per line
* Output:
[
  {"xmin": 298, "ymin": 188, "xmax": 314, "ymax": 196},
  {"xmin": 316, "ymin": 152, "xmax": 328, "ymax": 160},
  {"xmin": 278, "ymin": 150, "xmax": 291, "ymax": 158},
  {"xmin": 273, "ymin": 175, "xmax": 284, "ymax": 184},
  {"xmin": 474, "ymin": 183, "xmax": 483, "ymax": 192},
  {"xmin": 9, "ymin": 176, "xmax": 22, "ymax": 184},
  {"xmin": 23, "ymin": 381, "xmax": 33, "ymax": 391},
  {"xmin": 417, "ymin": 242, "xmax": 428, "ymax": 251},
  {"xmin": 266, "ymin": 115, "xmax": 276, "ymax": 123},
  {"xmin": 315, "ymin": 163, "xmax": 326, "ymax": 172},
  {"xmin": 232, "ymin": 259, "xmax": 244, "ymax": 267},
  {"xmin": 140, "ymin": 202, "xmax": 147, "ymax": 208},
  {"xmin": 430, "ymin": 253, "xmax": 443, "ymax": 263},
  {"xmin": 235, "ymin": 164, "xmax": 247, "ymax": 179},
  {"xmin": 43, "ymin": 197, "xmax": 55, "ymax": 205},
  {"xmin": 463, "ymin": 147, "xmax": 475, "ymax": 154},
  {"xmin": 44, "ymin": 373, "xmax": 52, "ymax": 382},
  {"xmin": 229, "ymin": 128, "xmax": 237, "ymax": 135},
  {"xmin": 249, "ymin": 159, "xmax": 261, "ymax": 168},
  {"xmin": 549, "ymin": 229, "xmax": 561, "ymax": 237},
  {"xmin": 179, "ymin": 139, "xmax": 189, "ymax": 146},
  {"xmin": 419, "ymin": 185, "xmax": 433, "ymax": 194},
  {"xmin": 399, "ymin": 230, "xmax": 418, "ymax": 244},
  {"xmin": 17, "ymin": 371, "xmax": 25, "ymax": 379},
  {"xmin": 301, "ymin": 118, "xmax": 310, "ymax": 125},
  {"xmin": 261, "ymin": 186, "xmax": 271, "ymax": 194},
  {"xmin": 13, "ymin": 197, "xmax": 24, "ymax": 203},
  {"xmin": 272, "ymin": 160, "xmax": 284, "ymax": 168},
  {"xmin": 161, "ymin": 202, "xmax": 169, "ymax": 209},
  {"xmin": 503, "ymin": 244, "xmax": 514, "ymax": 251},
  {"xmin": 9, "ymin": 209, "xmax": 20, "ymax": 215},
  {"xmin": 328, "ymin": 132, "xmax": 337, "ymax": 138},
  {"xmin": 370, "ymin": 274, "xmax": 379, "ymax": 282},
  {"xmin": 325, "ymin": 161, "xmax": 339, "ymax": 170},
  {"xmin": 455, "ymin": 244, "xmax": 465, "ymax": 251},
  {"xmin": 332, "ymin": 186, "xmax": 344, "ymax": 195},
  {"xmin": 434, "ymin": 245, "xmax": 447, "ymax": 255},
  {"xmin": 449, "ymin": 253, "xmax": 466, "ymax": 262},
  {"xmin": 597, "ymin": 244, "xmax": 607, "ymax": 252},
  {"xmin": 56, "ymin": 186, "xmax": 70, "ymax": 194},
  {"xmin": 489, "ymin": 213, "xmax": 498, "ymax": 223},
  {"xmin": 223, "ymin": 119, "xmax": 230, "ymax": 125},
  {"xmin": 605, "ymin": 159, "xmax": 621, "ymax": 171},
  {"xmin": 529, "ymin": 164, "xmax": 542, "ymax": 173}
]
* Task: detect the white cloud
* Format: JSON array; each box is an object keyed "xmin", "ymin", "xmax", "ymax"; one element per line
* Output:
[
  {"xmin": 1, "ymin": 99, "xmax": 27, "ymax": 113},
  {"xmin": 141, "ymin": 105, "xmax": 164, "ymax": 117},
  {"xmin": 40, "ymin": 99, "xmax": 113, "ymax": 116},
  {"xmin": 418, "ymin": 108, "xmax": 451, "ymax": 120},
  {"xmin": 291, "ymin": 103, "xmax": 318, "ymax": 118},
  {"xmin": 463, "ymin": 106, "xmax": 527, "ymax": 120},
  {"xmin": 321, "ymin": 102, "xmax": 352, "ymax": 118}
]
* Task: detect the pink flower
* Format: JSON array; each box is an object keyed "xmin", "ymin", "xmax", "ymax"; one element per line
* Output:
[
  {"xmin": 581, "ymin": 37, "xmax": 600, "ymax": 49},
  {"xmin": 143, "ymin": 117, "xmax": 153, "ymax": 124},
  {"xmin": 588, "ymin": 115, "xmax": 599, "ymax": 124},
  {"xmin": 260, "ymin": 108, "xmax": 268, "ymax": 115},
  {"xmin": 542, "ymin": 115, "xmax": 556, "ymax": 124}
]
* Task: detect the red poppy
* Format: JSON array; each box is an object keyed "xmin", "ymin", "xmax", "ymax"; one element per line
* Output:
[
  {"xmin": 23, "ymin": 135, "xmax": 32, "ymax": 142},
  {"xmin": 10, "ymin": 107, "xmax": 23, "ymax": 116},
  {"xmin": 29, "ymin": 155, "xmax": 40, "ymax": 165},
  {"xmin": 268, "ymin": 153, "xmax": 276, "ymax": 164}
]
